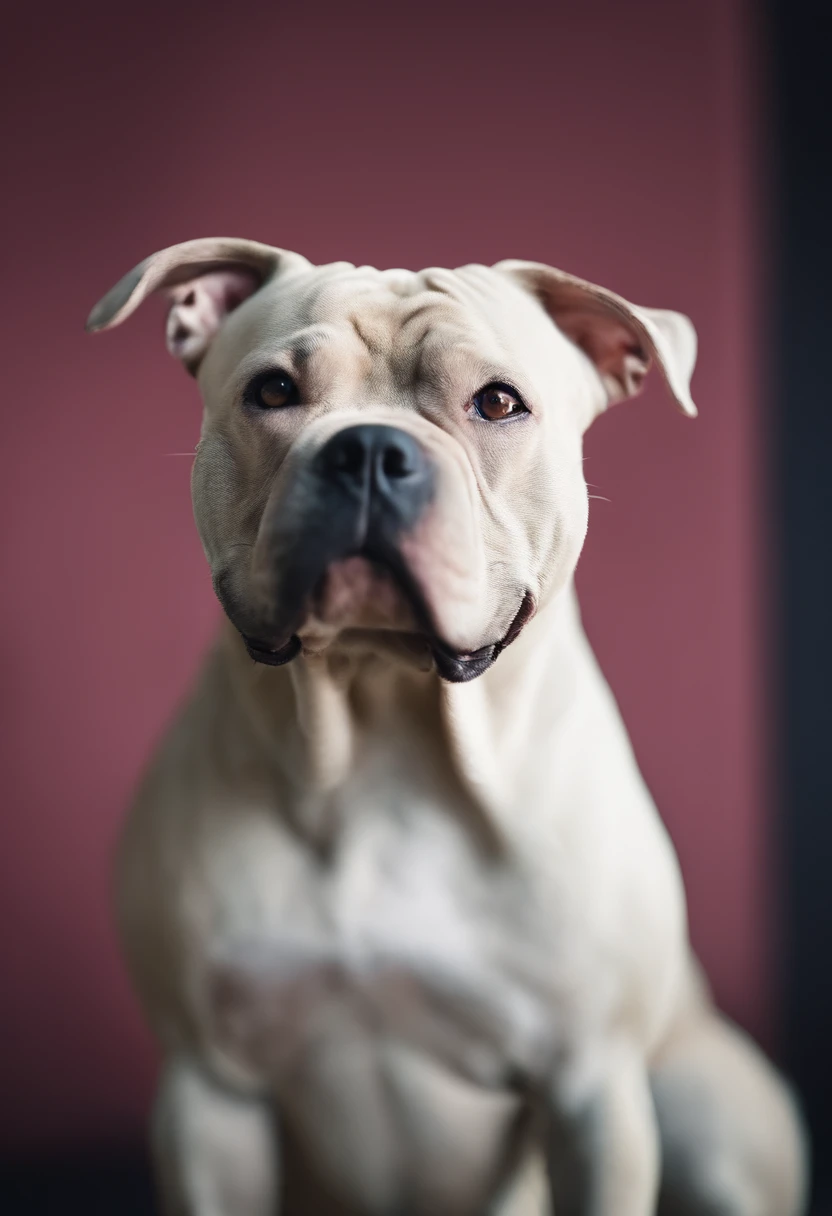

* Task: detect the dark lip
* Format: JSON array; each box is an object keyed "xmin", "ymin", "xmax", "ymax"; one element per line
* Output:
[
  {"xmin": 241, "ymin": 634, "xmax": 303, "ymax": 667},
  {"xmin": 240, "ymin": 546, "xmax": 536, "ymax": 684}
]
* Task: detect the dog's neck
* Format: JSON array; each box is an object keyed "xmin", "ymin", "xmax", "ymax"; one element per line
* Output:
[{"xmin": 221, "ymin": 581, "xmax": 593, "ymax": 847}]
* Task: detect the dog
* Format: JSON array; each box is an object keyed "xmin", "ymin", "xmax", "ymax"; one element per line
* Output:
[{"xmin": 88, "ymin": 239, "xmax": 807, "ymax": 1216}]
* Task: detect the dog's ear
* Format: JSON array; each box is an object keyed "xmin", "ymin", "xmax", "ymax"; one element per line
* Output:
[
  {"xmin": 86, "ymin": 238, "xmax": 311, "ymax": 373},
  {"xmin": 494, "ymin": 260, "xmax": 698, "ymax": 418}
]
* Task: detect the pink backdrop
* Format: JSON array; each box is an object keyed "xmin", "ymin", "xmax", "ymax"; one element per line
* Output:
[{"xmin": 0, "ymin": 0, "xmax": 767, "ymax": 1151}]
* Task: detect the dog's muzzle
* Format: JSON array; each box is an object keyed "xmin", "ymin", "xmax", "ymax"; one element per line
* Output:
[{"xmin": 238, "ymin": 424, "xmax": 534, "ymax": 682}]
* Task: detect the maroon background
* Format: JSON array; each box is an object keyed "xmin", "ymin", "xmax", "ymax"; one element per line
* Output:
[{"xmin": 0, "ymin": 0, "xmax": 767, "ymax": 1152}]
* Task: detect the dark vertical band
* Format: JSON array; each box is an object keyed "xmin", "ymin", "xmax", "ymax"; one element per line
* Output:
[{"xmin": 769, "ymin": 0, "xmax": 832, "ymax": 1205}]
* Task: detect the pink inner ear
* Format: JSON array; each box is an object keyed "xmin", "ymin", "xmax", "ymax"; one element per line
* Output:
[
  {"xmin": 170, "ymin": 266, "xmax": 261, "ymax": 316},
  {"xmin": 557, "ymin": 306, "xmax": 651, "ymax": 402},
  {"xmin": 165, "ymin": 266, "xmax": 262, "ymax": 364}
]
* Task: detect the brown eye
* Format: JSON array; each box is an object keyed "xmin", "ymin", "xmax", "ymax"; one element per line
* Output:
[
  {"xmin": 254, "ymin": 372, "xmax": 299, "ymax": 409},
  {"xmin": 472, "ymin": 383, "xmax": 528, "ymax": 422}
]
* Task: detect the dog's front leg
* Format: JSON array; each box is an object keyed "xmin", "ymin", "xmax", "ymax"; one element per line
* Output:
[
  {"xmin": 545, "ymin": 1046, "xmax": 659, "ymax": 1216},
  {"xmin": 152, "ymin": 1058, "xmax": 281, "ymax": 1216}
]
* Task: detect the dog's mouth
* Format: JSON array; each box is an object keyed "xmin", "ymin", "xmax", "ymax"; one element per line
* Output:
[{"xmin": 239, "ymin": 546, "xmax": 535, "ymax": 684}]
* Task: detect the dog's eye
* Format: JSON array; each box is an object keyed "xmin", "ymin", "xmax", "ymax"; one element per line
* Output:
[
  {"xmin": 471, "ymin": 383, "xmax": 529, "ymax": 422},
  {"xmin": 253, "ymin": 372, "xmax": 299, "ymax": 409}
]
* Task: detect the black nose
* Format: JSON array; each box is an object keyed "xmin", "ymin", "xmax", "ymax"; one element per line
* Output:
[{"xmin": 317, "ymin": 424, "xmax": 434, "ymax": 532}]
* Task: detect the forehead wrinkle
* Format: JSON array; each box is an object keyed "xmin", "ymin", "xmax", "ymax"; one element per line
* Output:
[
  {"xmin": 409, "ymin": 274, "xmax": 516, "ymax": 354},
  {"xmin": 398, "ymin": 291, "xmax": 455, "ymax": 324},
  {"xmin": 413, "ymin": 302, "xmax": 515, "ymax": 387},
  {"xmin": 391, "ymin": 293, "xmax": 484, "ymax": 388},
  {"xmin": 348, "ymin": 310, "xmax": 391, "ymax": 356}
]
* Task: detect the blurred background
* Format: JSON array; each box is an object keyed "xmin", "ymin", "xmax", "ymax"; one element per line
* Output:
[{"xmin": 0, "ymin": 0, "xmax": 828, "ymax": 1211}]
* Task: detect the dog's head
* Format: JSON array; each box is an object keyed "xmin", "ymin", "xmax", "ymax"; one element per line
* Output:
[{"xmin": 88, "ymin": 239, "xmax": 697, "ymax": 682}]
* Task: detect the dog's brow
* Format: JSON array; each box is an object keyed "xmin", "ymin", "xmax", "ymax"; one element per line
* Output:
[
  {"xmin": 289, "ymin": 337, "xmax": 317, "ymax": 367},
  {"xmin": 284, "ymin": 325, "xmax": 335, "ymax": 366},
  {"xmin": 235, "ymin": 329, "xmax": 333, "ymax": 383}
]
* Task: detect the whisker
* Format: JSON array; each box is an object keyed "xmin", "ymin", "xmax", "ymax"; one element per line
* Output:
[
  {"xmin": 164, "ymin": 452, "xmax": 198, "ymax": 457},
  {"xmin": 588, "ymin": 494, "xmax": 611, "ymax": 503}
]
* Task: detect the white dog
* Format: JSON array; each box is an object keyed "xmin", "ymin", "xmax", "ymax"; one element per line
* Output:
[{"xmin": 88, "ymin": 239, "xmax": 807, "ymax": 1216}]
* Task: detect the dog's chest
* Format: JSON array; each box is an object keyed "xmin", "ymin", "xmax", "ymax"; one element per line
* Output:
[{"xmin": 196, "ymin": 787, "xmax": 555, "ymax": 1098}]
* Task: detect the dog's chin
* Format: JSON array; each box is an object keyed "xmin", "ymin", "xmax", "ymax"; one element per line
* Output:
[{"xmin": 239, "ymin": 555, "xmax": 536, "ymax": 684}]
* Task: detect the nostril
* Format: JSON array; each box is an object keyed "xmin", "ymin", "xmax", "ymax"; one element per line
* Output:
[
  {"xmin": 381, "ymin": 443, "xmax": 413, "ymax": 480},
  {"xmin": 328, "ymin": 435, "xmax": 367, "ymax": 478}
]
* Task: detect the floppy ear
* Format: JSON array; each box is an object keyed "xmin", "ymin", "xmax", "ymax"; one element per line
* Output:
[
  {"xmin": 494, "ymin": 259, "xmax": 698, "ymax": 418},
  {"xmin": 86, "ymin": 237, "xmax": 311, "ymax": 373}
]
